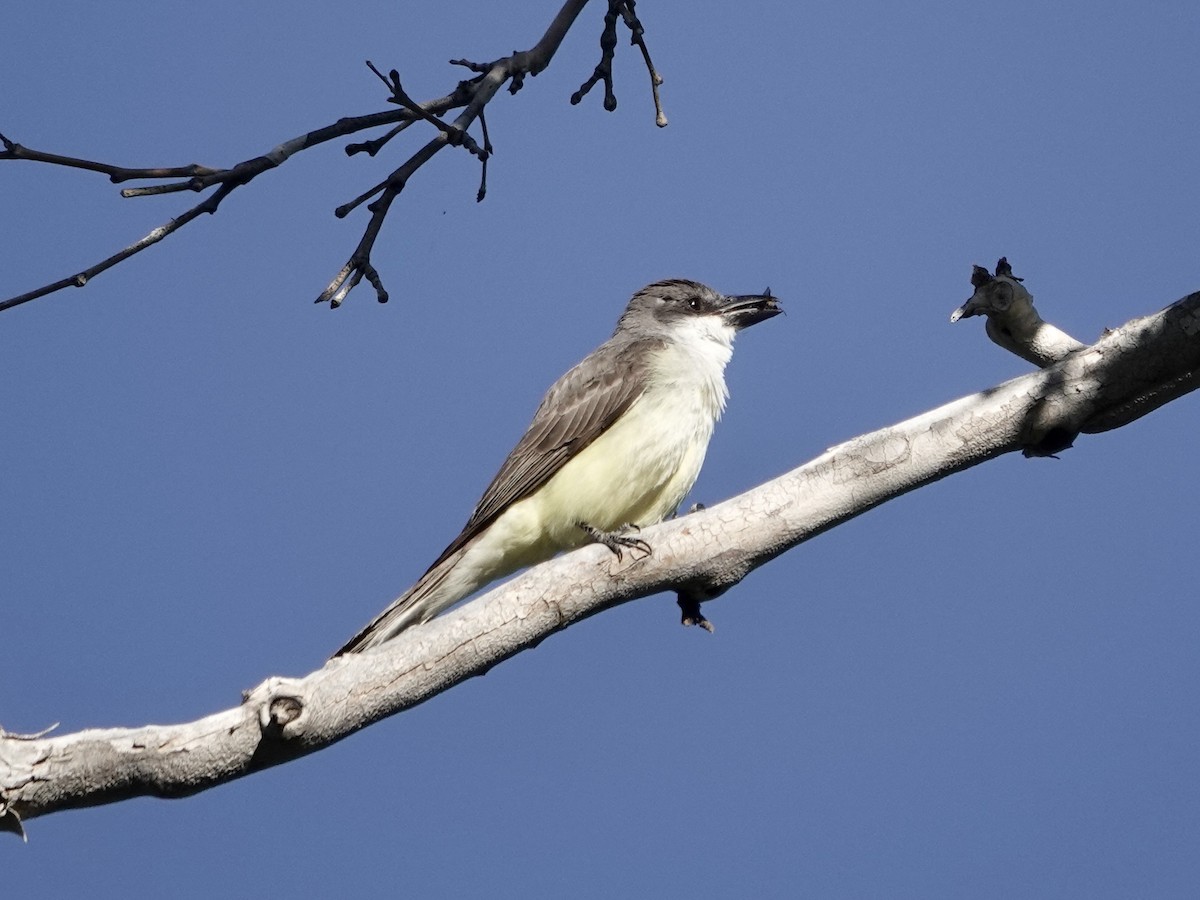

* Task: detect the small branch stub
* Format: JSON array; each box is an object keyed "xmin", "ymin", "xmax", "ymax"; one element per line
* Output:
[
  {"xmin": 950, "ymin": 257, "xmax": 1087, "ymax": 367},
  {"xmin": 677, "ymin": 590, "xmax": 716, "ymax": 632},
  {"xmin": 950, "ymin": 257, "xmax": 1200, "ymax": 440},
  {"xmin": 266, "ymin": 696, "xmax": 304, "ymax": 732}
]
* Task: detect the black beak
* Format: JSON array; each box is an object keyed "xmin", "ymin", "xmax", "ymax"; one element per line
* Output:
[{"xmin": 720, "ymin": 290, "xmax": 783, "ymax": 330}]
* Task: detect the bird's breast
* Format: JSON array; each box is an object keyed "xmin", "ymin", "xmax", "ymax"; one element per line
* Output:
[{"xmin": 529, "ymin": 356, "xmax": 727, "ymax": 545}]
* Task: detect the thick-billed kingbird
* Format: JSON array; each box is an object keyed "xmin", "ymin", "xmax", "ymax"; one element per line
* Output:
[{"xmin": 335, "ymin": 278, "xmax": 781, "ymax": 655}]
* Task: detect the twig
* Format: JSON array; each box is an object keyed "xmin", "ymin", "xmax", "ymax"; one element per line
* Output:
[
  {"xmin": 317, "ymin": 0, "xmax": 595, "ymax": 307},
  {"xmin": 0, "ymin": 108, "xmax": 431, "ymax": 314},
  {"xmin": 620, "ymin": 0, "xmax": 668, "ymax": 127},
  {"xmin": 572, "ymin": 1, "xmax": 622, "ymax": 111},
  {"xmin": 570, "ymin": 0, "xmax": 666, "ymax": 125},
  {"xmin": 0, "ymin": 182, "xmax": 238, "ymax": 313},
  {"xmin": 3, "ymin": 0, "xmax": 667, "ymax": 312},
  {"xmin": 345, "ymin": 121, "xmax": 411, "ymax": 158},
  {"xmin": 0, "ymin": 131, "xmax": 217, "ymax": 183},
  {"xmin": 319, "ymin": 178, "xmax": 407, "ymax": 307},
  {"xmin": 476, "ymin": 111, "xmax": 493, "ymax": 202},
  {"xmin": 376, "ymin": 65, "xmax": 489, "ymax": 161}
]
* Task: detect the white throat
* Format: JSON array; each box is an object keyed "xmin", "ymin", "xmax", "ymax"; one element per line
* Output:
[{"xmin": 652, "ymin": 314, "xmax": 736, "ymax": 420}]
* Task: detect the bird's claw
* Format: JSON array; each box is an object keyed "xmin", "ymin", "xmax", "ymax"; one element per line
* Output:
[{"xmin": 578, "ymin": 522, "xmax": 652, "ymax": 561}]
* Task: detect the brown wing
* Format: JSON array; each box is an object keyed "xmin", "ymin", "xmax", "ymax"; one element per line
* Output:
[{"xmin": 424, "ymin": 335, "xmax": 664, "ymax": 570}]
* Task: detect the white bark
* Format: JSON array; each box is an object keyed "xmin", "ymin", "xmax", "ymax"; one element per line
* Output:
[{"xmin": 3, "ymin": 284, "xmax": 1199, "ymax": 838}]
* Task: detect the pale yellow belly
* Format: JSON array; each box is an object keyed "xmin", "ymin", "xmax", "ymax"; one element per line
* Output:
[{"xmin": 435, "ymin": 350, "xmax": 728, "ymax": 611}]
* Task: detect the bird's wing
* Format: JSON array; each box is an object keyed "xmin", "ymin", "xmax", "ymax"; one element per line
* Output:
[
  {"xmin": 332, "ymin": 336, "xmax": 663, "ymax": 656},
  {"xmin": 428, "ymin": 335, "xmax": 664, "ymax": 568}
]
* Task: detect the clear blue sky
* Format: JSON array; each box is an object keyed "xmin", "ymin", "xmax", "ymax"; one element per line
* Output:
[{"xmin": 4, "ymin": 2, "xmax": 1199, "ymax": 896}]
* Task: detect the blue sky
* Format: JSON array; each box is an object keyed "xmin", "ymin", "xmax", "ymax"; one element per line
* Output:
[{"xmin": 3, "ymin": 2, "xmax": 1199, "ymax": 896}]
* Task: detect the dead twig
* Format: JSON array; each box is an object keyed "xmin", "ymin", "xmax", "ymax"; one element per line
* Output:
[
  {"xmin": 2, "ymin": 0, "xmax": 667, "ymax": 313},
  {"xmin": 571, "ymin": 0, "xmax": 666, "ymax": 126}
]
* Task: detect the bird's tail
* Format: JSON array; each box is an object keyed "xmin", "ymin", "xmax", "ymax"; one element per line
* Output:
[{"xmin": 333, "ymin": 547, "xmax": 469, "ymax": 656}]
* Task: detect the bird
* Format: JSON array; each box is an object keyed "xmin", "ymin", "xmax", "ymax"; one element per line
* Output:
[{"xmin": 334, "ymin": 278, "xmax": 781, "ymax": 655}]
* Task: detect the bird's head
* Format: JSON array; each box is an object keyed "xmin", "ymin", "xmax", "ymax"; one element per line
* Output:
[{"xmin": 618, "ymin": 279, "xmax": 782, "ymax": 343}]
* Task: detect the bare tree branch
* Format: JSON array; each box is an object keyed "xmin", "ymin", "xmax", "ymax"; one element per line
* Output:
[
  {"xmin": 623, "ymin": 1, "xmax": 669, "ymax": 127},
  {"xmin": 5, "ymin": 274, "xmax": 1198, "ymax": 835},
  {"xmin": 1, "ymin": 0, "xmax": 667, "ymax": 314},
  {"xmin": 951, "ymin": 257, "xmax": 1200, "ymax": 437},
  {"xmin": 570, "ymin": 0, "xmax": 666, "ymax": 123},
  {"xmin": 0, "ymin": 109, "xmax": 433, "ymax": 313},
  {"xmin": 950, "ymin": 256, "xmax": 1088, "ymax": 365},
  {"xmin": 0, "ymin": 133, "xmax": 219, "ymax": 183}
]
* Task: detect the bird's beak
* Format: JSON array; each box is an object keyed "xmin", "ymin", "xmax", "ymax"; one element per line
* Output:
[{"xmin": 720, "ymin": 290, "xmax": 783, "ymax": 330}]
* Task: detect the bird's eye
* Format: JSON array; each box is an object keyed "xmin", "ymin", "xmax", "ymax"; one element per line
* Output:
[{"xmin": 687, "ymin": 297, "xmax": 702, "ymax": 311}]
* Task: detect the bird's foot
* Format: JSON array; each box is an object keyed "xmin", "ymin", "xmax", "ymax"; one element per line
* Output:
[{"xmin": 578, "ymin": 521, "xmax": 652, "ymax": 561}]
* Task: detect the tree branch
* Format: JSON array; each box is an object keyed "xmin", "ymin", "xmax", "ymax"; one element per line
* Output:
[
  {"xmin": 570, "ymin": 0, "xmax": 665, "ymax": 124},
  {"xmin": 951, "ymin": 257, "xmax": 1200, "ymax": 436},
  {"xmin": 0, "ymin": 111, "xmax": 427, "ymax": 313},
  {"xmin": 5, "ymin": 276, "xmax": 1199, "ymax": 834},
  {"xmin": 950, "ymin": 256, "xmax": 1087, "ymax": 365},
  {"xmin": 1, "ymin": 0, "xmax": 668, "ymax": 314}
]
